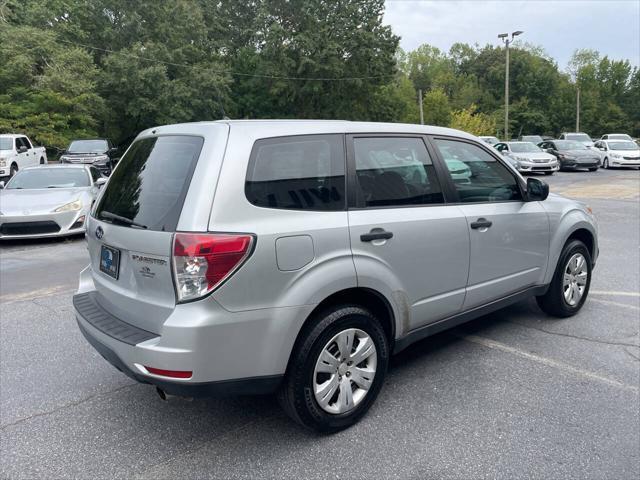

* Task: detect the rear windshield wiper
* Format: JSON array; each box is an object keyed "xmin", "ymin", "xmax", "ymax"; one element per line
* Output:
[{"xmin": 99, "ymin": 211, "xmax": 147, "ymax": 229}]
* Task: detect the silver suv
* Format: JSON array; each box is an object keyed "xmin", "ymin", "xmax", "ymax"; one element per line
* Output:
[{"xmin": 74, "ymin": 121, "xmax": 598, "ymax": 432}]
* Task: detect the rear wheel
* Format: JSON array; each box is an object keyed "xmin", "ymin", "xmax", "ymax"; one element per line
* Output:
[
  {"xmin": 536, "ymin": 239, "xmax": 592, "ymax": 317},
  {"xmin": 278, "ymin": 305, "xmax": 389, "ymax": 433},
  {"xmin": 39, "ymin": 157, "xmax": 45, "ymax": 164}
]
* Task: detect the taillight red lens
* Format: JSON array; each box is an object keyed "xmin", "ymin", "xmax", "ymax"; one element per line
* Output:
[{"xmin": 172, "ymin": 233, "xmax": 254, "ymax": 302}]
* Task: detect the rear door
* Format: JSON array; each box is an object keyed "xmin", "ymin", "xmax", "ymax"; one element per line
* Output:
[
  {"xmin": 347, "ymin": 135, "xmax": 469, "ymax": 331},
  {"xmin": 430, "ymin": 137, "xmax": 550, "ymax": 309},
  {"xmin": 87, "ymin": 130, "xmax": 225, "ymax": 334}
]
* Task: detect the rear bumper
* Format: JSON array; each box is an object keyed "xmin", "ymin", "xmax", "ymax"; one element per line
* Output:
[
  {"xmin": 77, "ymin": 320, "xmax": 282, "ymax": 396},
  {"xmin": 73, "ymin": 267, "xmax": 314, "ymax": 396}
]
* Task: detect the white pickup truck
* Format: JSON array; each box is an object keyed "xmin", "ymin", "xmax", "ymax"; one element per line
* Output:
[{"xmin": 0, "ymin": 134, "xmax": 48, "ymax": 179}]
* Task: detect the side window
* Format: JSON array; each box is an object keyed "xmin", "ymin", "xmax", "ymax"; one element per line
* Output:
[
  {"xmin": 245, "ymin": 134, "xmax": 345, "ymax": 211},
  {"xmin": 20, "ymin": 137, "xmax": 32, "ymax": 149},
  {"xmin": 495, "ymin": 143, "xmax": 507, "ymax": 152},
  {"xmin": 433, "ymin": 139, "xmax": 523, "ymax": 203},
  {"xmin": 353, "ymin": 137, "xmax": 444, "ymax": 207},
  {"xmin": 15, "ymin": 138, "xmax": 25, "ymax": 151},
  {"xmin": 89, "ymin": 167, "xmax": 101, "ymax": 182}
]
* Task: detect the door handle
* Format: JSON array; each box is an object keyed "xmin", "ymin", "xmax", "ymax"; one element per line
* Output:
[
  {"xmin": 470, "ymin": 218, "xmax": 492, "ymax": 229},
  {"xmin": 360, "ymin": 229, "xmax": 393, "ymax": 242}
]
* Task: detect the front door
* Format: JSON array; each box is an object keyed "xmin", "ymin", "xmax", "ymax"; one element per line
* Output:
[
  {"xmin": 431, "ymin": 137, "xmax": 550, "ymax": 309},
  {"xmin": 347, "ymin": 135, "xmax": 470, "ymax": 333}
]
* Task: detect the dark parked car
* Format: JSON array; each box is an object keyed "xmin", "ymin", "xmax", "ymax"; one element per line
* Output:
[
  {"xmin": 538, "ymin": 140, "xmax": 600, "ymax": 171},
  {"xmin": 59, "ymin": 139, "xmax": 119, "ymax": 176}
]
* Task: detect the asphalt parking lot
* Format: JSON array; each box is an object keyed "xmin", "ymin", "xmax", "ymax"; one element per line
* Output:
[{"xmin": 1, "ymin": 168, "xmax": 639, "ymax": 479}]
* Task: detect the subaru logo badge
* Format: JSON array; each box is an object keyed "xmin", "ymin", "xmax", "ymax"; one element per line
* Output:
[{"xmin": 95, "ymin": 226, "xmax": 104, "ymax": 239}]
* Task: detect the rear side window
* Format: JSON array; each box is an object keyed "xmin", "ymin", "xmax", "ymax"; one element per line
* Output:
[
  {"xmin": 245, "ymin": 135, "xmax": 345, "ymax": 211},
  {"xmin": 433, "ymin": 139, "xmax": 522, "ymax": 203},
  {"xmin": 353, "ymin": 137, "xmax": 444, "ymax": 207},
  {"xmin": 95, "ymin": 136, "xmax": 203, "ymax": 231}
]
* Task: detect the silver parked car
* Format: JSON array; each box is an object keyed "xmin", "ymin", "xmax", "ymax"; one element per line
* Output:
[
  {"xmin": 0, "ymin": 165, "xmax": 106, "ymax": 240},
  {"xmin": 494, "ymin": 141, "xmax": 559, "ymax": 175},
  {"xmin": 74, "ymin": 121, "xmax": 598, "ymax": 432}
]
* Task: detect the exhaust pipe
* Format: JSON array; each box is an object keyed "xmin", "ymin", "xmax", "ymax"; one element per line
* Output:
[{"xmin": 156, "ymin": 386, "xmax": 193, "ymax": 402}]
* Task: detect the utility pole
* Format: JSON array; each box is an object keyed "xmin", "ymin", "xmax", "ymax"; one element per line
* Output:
[
  {"xmin": 576, "ymin": 86, "xmax": 580, "ymax": 132},
  {"xmin": 498, "ymin": 30, "xmax": 523, "ymax": 140},
  {"xmin": 418, "ymin": 89, "xmax": 424, "ymax": 125}
]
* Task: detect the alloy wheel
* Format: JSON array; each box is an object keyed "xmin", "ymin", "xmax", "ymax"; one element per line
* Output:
[
  {"xmin": 313, "ymin": 328, "xmax": 377, "ymax": 415},
  {"xmin": 563, "ymin": 253, "xmax": 588, "ymax": 306}
]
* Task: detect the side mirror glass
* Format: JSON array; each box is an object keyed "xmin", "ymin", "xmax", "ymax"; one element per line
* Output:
[{"xmin": 527, "ymin": 177, "xmax": 549, "ymax": 201}]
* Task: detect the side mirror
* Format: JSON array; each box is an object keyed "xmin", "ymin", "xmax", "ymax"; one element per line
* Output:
[
  {"xmin": 108, "ymin": 147, "xmax": 118, "ymax": 155},
  {"xmin": 0, "ymin": 181, "xmax": 5, "ymax": 189},
  {"xmin": 95, "ymin": 177, "xmax": 107, "ymax": 187},
  {"xmin": 17, "ymin": 146, "xmax": 28, "ymax": 154},
  {"xmin": 527, "ymin": 177, "xmax": 549, "ymax": 201}
]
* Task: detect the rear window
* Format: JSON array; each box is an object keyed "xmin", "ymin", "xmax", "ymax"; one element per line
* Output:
[
  {"xmin": 95, "ymin": 136, "xmax": 203, "ymax": 231},
  {"xmin": 245, "ymin": 135, "xmax": 345, "ymax": 211}
]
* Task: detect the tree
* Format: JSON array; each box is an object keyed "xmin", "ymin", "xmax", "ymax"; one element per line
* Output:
[
  {"xmin": 449, "ymin": 105, "xmax": 496, "ymax": 136},
  {"xmin": 422, "ymin": 89, "xmax": 451, "ymax": 126}
]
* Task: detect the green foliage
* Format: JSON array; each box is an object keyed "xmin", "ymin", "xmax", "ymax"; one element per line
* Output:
[
  {"xmin": 449, "ymin": 105, "xmax": 496, "ymax": 136},
  {"xmin": 0, "ymin": 0, "xmax": 637, "ymax": 150},
  {"xmin": 422, "ymin": 89, "xmax": 451, "ymax": 126}
]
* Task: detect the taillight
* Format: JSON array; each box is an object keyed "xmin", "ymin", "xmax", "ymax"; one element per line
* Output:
[{"xmin": 172, "ymin": 232, "xmax": 254, "ymax": 302}]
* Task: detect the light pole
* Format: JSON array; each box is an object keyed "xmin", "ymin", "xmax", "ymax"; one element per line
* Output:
[{"xmin": 498, "ymin": 30, "xmax": 523, "ymax": 140}]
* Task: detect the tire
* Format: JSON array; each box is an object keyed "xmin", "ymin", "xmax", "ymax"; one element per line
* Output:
[
  {"xmin": 603, "ymin": 158, "xmax": 609, "ymax": 169},
  {"xmin": 588, "ymin": 167, "xmax": 598, "ymax": 172},
  {"xmin": 39, "ymin": 157, "xmax": 45, "ymax": 164},
  {"xmin": 278, "ymin": 305, "xmax": 389, "ymax": 433},
  {"xmin": 536, "ymin": 239, "xmax": 592, "ymax": 317},
  {"xmin": 10, "ymin": 163, "xmax": 18, "ymax": 177}
]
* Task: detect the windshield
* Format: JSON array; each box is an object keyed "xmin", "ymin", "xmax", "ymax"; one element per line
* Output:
[
  {"xmin": 608, "ymin": 134, "xmax": 632, "ymax": 141},
  {"xmin": 608, "ymin": 141, "xmax": 638, "ymax": 151},
  {"xmin": 95, "ymin": 135, "xmax": 203, "ymax": 231},
  {"xmin": 6, "ymin": 168, "xmax": 90, "ymax": 189},
  {"xmin": 521, "ymin": 136, "xmax": 543, "ymax": 143},
  {"xmin": 509, "ymin": 142, "xmax": 542, "ymax": 153},
  {"xmin": 0, "ymin": 138, "xmax": 12, "ymax": 150},
  {"xmin": 555, "ymin": 140, "xmax": 587, "ymax": 150},
  {"xmin": 68, "ymin": 140, "xmax": 109, "ymax": 153},
  {"xmin": 565, "ymin": 134, "xmax": 592, "ymax": 143}
]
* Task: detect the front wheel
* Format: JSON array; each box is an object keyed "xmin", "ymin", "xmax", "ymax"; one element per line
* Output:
[
  {"xmin": 603, "ymin": 158, "xmax": 609, "ymax": 169},
  {"xmin": 536, "ymin": 240, "xmax": 592, "ymax": 317},
  {"xmin": 10, "ymin": 163, "xmax": 18, "ymax": 177},
  {"xmin": 588, "ymin": 167, "xmax": 598, "ymax": 172},
  {"xmin": 278, "ymin": 305, "xmax": 389, "ymax": 433}
]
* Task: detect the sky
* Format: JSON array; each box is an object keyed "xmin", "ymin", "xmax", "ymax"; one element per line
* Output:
[{"xmin": 384, "ymin": 0, "xmax": 640, "ymax": 70}]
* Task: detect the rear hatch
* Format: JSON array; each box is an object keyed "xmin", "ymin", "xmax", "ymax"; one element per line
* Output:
[{"xmin": 86, "ymin": 126, "xmax": 227, "ymax": 334}]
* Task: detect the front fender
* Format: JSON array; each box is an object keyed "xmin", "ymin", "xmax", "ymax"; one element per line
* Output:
[{"xmin": 544, "ymin": 206, "xmax": 598, "ymax": 284}]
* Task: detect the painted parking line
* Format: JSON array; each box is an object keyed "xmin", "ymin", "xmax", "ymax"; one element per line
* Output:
[
  {"xmin": 590, "ymin": 298, "xmax": 640, "ymax": 311},
  {"xmin": 461, "ymin": 334, "xmax": 639, "ymax": 393},
  {"xmin": 0, "ymin": 286, "xmax": 75, "ymax": 305},
  {"xmin": 590, "ymin": 290, "xmax": 640, "ymax": 297}
]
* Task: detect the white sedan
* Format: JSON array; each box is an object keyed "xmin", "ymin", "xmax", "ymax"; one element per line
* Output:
[{"xmin": 594, "ymin": 140, "xmax": 640, "ymax": 169}]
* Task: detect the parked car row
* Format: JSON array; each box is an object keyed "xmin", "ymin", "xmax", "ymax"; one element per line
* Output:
[{"xmin": 479, "ymin": 132, "xmax": 640, "ymax": 174}]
